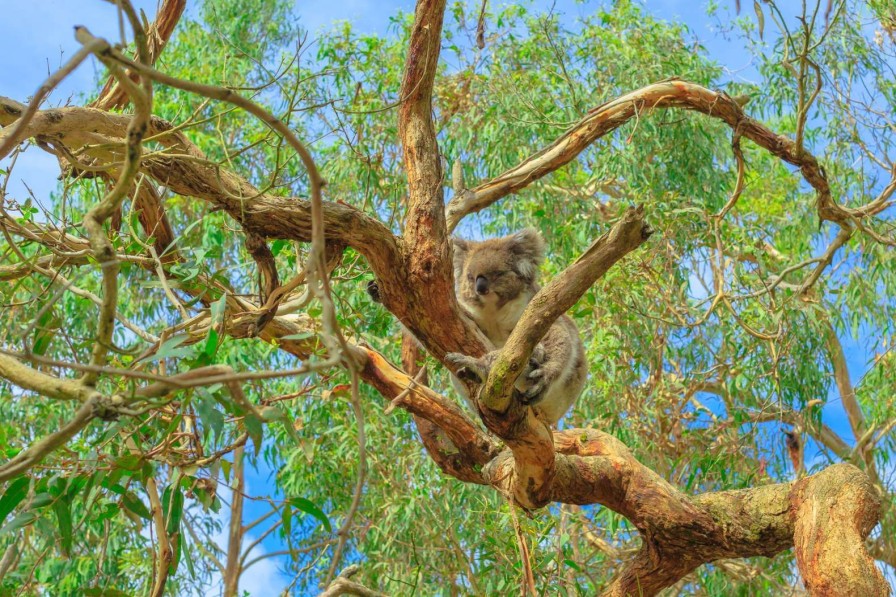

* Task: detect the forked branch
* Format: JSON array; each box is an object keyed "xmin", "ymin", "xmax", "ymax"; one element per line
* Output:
[
  {"xmin": 445, "ymin": 79, "xmax": 848, "ymax": 231},
  {"xmin": 474, "ymin": 206, "xmax": 651, "ymax": 508}
]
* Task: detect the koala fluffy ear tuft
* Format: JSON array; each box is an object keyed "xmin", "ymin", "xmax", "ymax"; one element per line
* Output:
[
  {"xmin": 451, "ymin": 237, "xmax": 471, "ymax": 279},
  {"xmin": 509, "ymin": 228, "xmax": 545, "ymax": 280}
]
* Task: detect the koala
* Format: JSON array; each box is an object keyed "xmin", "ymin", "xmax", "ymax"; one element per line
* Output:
[{"xmin": 446, "ymin": 229, "xmax": 586, "ymax": 425}]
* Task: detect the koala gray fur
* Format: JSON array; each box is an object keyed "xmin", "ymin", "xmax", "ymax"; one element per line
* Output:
[{"xmin": 447, "ymin": 228, "xmax": 587, "ymax": 425}]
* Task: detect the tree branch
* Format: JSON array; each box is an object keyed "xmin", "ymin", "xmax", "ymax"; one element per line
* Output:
[
  {"xmin": 475, "ymin": 206, "xmax": 651, "ymax": 508},
  {"xmin": 791, "ymin": 463, "xmax": 888, "ymax": 595},
  {"xmin": 483, "ymin": 429, "xmax": 886, "ymax": 596},
  {"xmin": 0, "ymin": 352, "xmax": 99, "ymax": 402},
  {"xmin": 400, "ymin": 0, "xmax": 447, "ymax": 249},
  {"xmin": 91, "ymin": 0, "xmax": 186, "ymax": 111},
  {"xmin": 445, "ymin": 79, "xmax": 848, "ymax": 231}
]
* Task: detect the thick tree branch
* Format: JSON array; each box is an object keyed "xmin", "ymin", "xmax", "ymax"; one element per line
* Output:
[
  {"xmin": 383, "ymin": 0, "xmax": 488, "ymax": 362},
  {"xmin": 359, "ymin": 347, "xmax": 498, "ymax": 476},
  {"xmin": 791, "ymin": 464, "xmax": 888, "ymax": 595},
  {"xmin": 485, "ymin": 429, "xmax": 886, "ymax": 596},
  {"xmin": 0, "ymin": 102, "xmax": 404, "ymax": 294},
  {"xmin": 400, "ymin": 0, "xmax": 447, "ymax": 249},
  {"xmin": 1, "ymin": 94, "xmax": 473, "ymax": 363},
  {"xmin": 475, "ymin": 206, "xmax": 651, "ymax": 508},
  {"xmin": 0, "ymin": 352, "xmax": 100, "ymax": 403},
  {"xmin": 445, "ymin": 79, "xmax": 848, "ymax": 231},
  {"xmin": 225, "ymin": 307, "xmax": 498, "ymax": 481}
]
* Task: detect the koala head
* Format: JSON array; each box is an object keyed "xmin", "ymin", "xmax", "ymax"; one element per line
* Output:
[{"xmin": 452, "ymin": 228, "xmax": 545, "ymax": 310}]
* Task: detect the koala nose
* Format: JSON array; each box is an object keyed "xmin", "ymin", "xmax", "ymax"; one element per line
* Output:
[{"xmin": 475, "ymin": 276, "xmax": 489, "ymax": 295}]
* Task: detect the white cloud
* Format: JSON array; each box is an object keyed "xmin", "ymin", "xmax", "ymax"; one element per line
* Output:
[{"xmin": 191, "ymin": 482, "xmax": 293, "ymax": 597}]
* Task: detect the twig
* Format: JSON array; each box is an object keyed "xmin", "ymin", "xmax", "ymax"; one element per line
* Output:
[
  {"xmin": 0, "ymin": 39, "xmax": 106, "ymax": 160},
  {"xmin": 323, "ymin": 371, "xmax": 368, "ymax": 585}
]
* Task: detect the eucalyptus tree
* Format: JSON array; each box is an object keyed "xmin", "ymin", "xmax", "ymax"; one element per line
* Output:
[{"xmin": 0, "ymin": 0, "xmax": 893, "ymax": 595}]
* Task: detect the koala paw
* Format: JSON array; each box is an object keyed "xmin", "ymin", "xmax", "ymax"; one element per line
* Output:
[
  {"xmin": 366, "ymin": 279, "xmax": 382, "ymax": 303},
  {"xmin": 519, "ymin": 378, "xmax": 547, "ymax": 405},
  {"xmin": 530, "ymin": 343, "xmax": 546, "ymax": 365},
  {"xmin": 445, "ymin": 352, "xmax": 487, "ymax": 384},
  {"xmin": 516, "ymin": 353, "xmax": 546, "ymax": 404}
]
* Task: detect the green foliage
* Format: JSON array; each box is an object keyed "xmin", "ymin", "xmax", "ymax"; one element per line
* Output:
[{"xmin": 0, "ymin": 0, "xmax": 893, "ymax": 594}]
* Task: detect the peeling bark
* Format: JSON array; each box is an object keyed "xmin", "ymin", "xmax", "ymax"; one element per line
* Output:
[{"xmin": 792, "ymin": 465, "xmax": 888, "ymax": 595}]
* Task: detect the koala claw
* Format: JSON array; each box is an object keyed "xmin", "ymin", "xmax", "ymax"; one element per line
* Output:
[
  {"xmin": 519, "ymin": 381, "xmax": 546, "ymax": 405},
  {"xmin": 444, "ymin": 352, "xmax": 468, "ymax": 367},
  {"xmin": 445, "ymin": 352, "xmax": 486, "ymax": 384}
]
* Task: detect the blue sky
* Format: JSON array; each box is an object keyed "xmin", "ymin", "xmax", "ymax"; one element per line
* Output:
[
  {"xmin": 1, "ymin": 0, "xmax": 761, "ymax": 205},
  {"xmin": 0, "ymin": 0, "xmax": 881, "ymax": 594}
]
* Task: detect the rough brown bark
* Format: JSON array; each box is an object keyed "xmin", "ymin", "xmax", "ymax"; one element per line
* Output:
[
  {"xmin": 792, "ymin": 465, "xmax": 888, "ymax": 595},
  {"xmin": 387, "ymin": 0, "xmax": 489, "ymax": 362}
]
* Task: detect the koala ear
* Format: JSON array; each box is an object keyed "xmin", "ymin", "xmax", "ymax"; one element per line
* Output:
[
  {"xmin": 508, "ymin": 228, "xmax": 545, "ymax": 280},
  {"xmin": 452, "ymin": 237, "xmax": 470, "ymax": 278}
]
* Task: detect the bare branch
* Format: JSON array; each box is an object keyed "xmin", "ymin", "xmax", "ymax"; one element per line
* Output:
[
  {"xmin": 445, "ymin": 80, "xmax": 848, "ymax": 231},
  {"xmin": 91, "ymin": 0, "xmax": 187, "ymax": 111},
  {"xmin": 0, "ymin": 39, "xmax": 106, "ymax": 160},
  {"xmin": 0, "ymin": 352, "xmax": 98, "ymax": 402}
]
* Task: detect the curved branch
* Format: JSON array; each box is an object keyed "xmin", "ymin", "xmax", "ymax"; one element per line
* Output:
[
  {"xmin": 791, "ymin": 464, "xmax": 888, "ymax": 595},
  {"xmin": 0, "ymin": 398, "xmax": 97, "ymax": 482},
  {"xmin": 0, "ymin": 352, "xmax": 99, "ymax": 403},
  {"xmin": 227, "ymin": 309, "xmax": 498, "ymax": 482},
  {"xmin": 0, "ymin": 102, "xmax": 404, "ymax": 292},
  {"xmin": 484, "ymin": 429, "xmax": 886, "ymax": 596},
  {"xmin": 445, "ymin": 79, "xmax": 846, "ymax": 231},
  {"xmin": 91, "ymin": 0, "xmax": 187, "ymax": 111},
  {"xmin": 359, "ymin": 347, "xmax": 498, "ymax": 475},
  {"xmin": 476, "ymin": 206, "xmax": 651, "ymax": 508}
]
